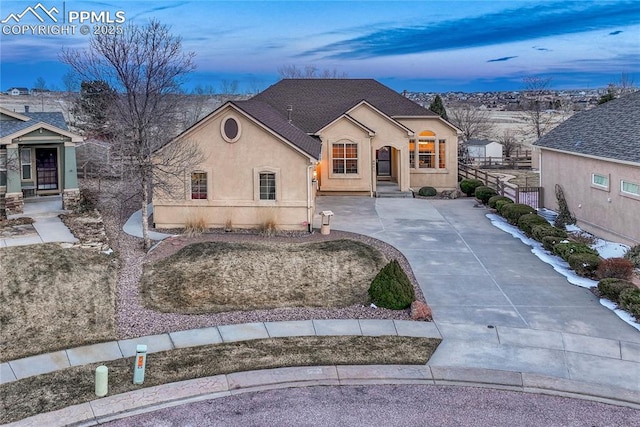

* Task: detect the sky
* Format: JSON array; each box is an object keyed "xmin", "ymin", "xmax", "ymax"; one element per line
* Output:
[{"xmin": 1, "ymin": 0, "xmax": 639, "ymax": 94}]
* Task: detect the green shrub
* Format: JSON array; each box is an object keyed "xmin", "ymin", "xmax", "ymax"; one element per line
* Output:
[
  {"xmin": 624, "ymin": 244, "xmax": 640, "ymax": 269},
  {"xmin": 368, "ymin": 260, "xmax": 415, "ymax": 310},
  {"xmin": 500, "ymin": 203, "xmax": 536, "ymax": 225},
  {"xmin": 542, "ymin": 236, "xmax": 566, "ymax": 252},
  {"xmin": 459, "ymin": 179, "xmax": 483, "ymax": 197},
  {"xmin": 597, "ymin": 278, "xmax": 636, "ymax": 303},
  {"xmin": 488, "ymin": 195, "xmax": 512, "ymax": 209},
  {"xmin": 495, "ymin": 198, "xmax": 514, "ymax": 213},
  {"xmin": 568, "ymin": 253, "xmax": 601, "ymax": 277},
  {"xmin": 517, "ymin": 213, "xmax": 548, "ymax": 235},
  {"xmin": 553, "ymin": 241, "xmax": 599, "ymax": 262},
  {"xmin": 596, "ymin": 257, "xmax": 634, "ymax": 280},
  {"xmin": 418, "ymin": 186, "xmax": 437, "ymax": 197},
  {"xmin": 474, "ymin": 186, "xmax": 498, "ymax": 204},
  {"xmin": 619, "ymin": 287, "xmax": 640, "ymax": 321},
  {"xmin": 531, "ymin": 224, "xmax": 567, "ymax": 242}
]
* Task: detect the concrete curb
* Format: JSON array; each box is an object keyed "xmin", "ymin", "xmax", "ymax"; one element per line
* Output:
[{"xmin": 5, "ymin": 365, "xmax": 639, "ymax": 427}]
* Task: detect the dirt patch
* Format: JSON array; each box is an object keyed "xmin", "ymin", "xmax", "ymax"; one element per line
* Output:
[
  {"xmin": 0, "ymin": 217, "xmax": 36, "ymax": 238},
  {"xmin": 141, "ymin": 239, "xmax": 388, "ymax": 313},
  {"xmin": 483, "ymin": 169, "xmax": 540, "ymax": 187},
  {"xmin": 0, "ymin": 335, "xmax": 440, "ymax": 424}
]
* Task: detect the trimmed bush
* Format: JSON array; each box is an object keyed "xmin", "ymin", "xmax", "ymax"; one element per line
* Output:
[
  {"xmin": 488, "ymin": 195, "xmax": 512, "ymax": 209},
  {"xmin": 542, "ymin": 235, "xmax": 565, "ymax": 252},
  {"xmin": 531, "ymin": 224, "xmax": 567, "ymax": 242},
  {"xmin": 517, "ymin": 213, "xmax": 548, "ymax": 235},
  {"xmin": 500, "ymin": 203, "xmax": 536, "ymax": 225},
  {"xmin": 596, "ymin": 257, "xmax": 635, "ymax": 280},
  {"xmin": 568, "ymin": 253, "xmax": 601, "ymax": 277},
  {"xmin": 495, "ymin": 198, "xmax": 514, "ymax": 213},
  {"xmin": 475, "ymin": 186, "xmax": 498, "ymax": 204},
  {"xmin": 553, "ymin": 241, "xmax": 599, "ymax": 262},
  {"xmin": 597, "ymin": 278, "xmax": 636, "ymax": 303},
  {"xmin": 460, "ymin": 179, "xmax": 483, "ymax": 197},
  {"xmin": 368, "ymin": 260, "xmax": 415, "ymax": 310},
  {"xmin": 624, "ymin": 244, "xmax": 640, "ymax": 269},
  {"xmin": 418, "ymin": 186, "xmax": 437, "ymax": 197},
  {"xmin": 619, "ymin": 287, "xmax": 640, "ymax": 321}
]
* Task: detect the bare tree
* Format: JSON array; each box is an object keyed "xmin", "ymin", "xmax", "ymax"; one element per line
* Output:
[
  {"xmin": 520, "ymin": 76, "xmax": 555, "ymax": 139},
  {"xmin": 496, "ymin": 129, "xmax": 520, "ymax": 159},
  {"xmin": 447, "ymin": 104, "xmax": 493, "ymax": 142},
  {"xmin": 219, "ymin": 79, "xmax": 239, "ymax": 96},
  {"xmin": 61, "ymin": 19, "xmax": 201, "ymax": 249},
  {"xmin": 277, "ymin": 64, "xmax": 347, "ymax": 79},
  {"xmin": 33, "ymin": 76, "xmax": 47, "ymax": 90},
  {"xmin": 61, "ymin": 71, "xmax": 80, "ymax": 93}
]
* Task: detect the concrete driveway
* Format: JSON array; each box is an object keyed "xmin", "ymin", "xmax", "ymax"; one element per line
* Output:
[{"xmin": 315, "ymin": 196, "xmax": 640, "ymax": 392}]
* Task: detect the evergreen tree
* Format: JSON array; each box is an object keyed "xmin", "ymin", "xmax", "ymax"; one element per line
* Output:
[{"xmin": 429, "ymin": 95, "xmax": 448, "ymax": 120}]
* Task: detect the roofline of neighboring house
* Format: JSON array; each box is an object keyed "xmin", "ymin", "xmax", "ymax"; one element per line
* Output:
[
  {"xmin": 537, "ymin": 146, "xmax": 640, "ymax": 168},
  {"xmin": 0, "ymin": 121, "xmax": 83, "ymax": 144},
  {"xmin": 0, "ymin": 107, "xmax": 30, "ymax": 122},
  {"xmin": 158, "ymin": 101, "xmax": 319, "ymax": 162}
]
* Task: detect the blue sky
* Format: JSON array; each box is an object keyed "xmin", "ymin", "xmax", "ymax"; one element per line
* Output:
[{"xmin": 1, "ymin": 0, "xmax": 639, "ymax": 93}]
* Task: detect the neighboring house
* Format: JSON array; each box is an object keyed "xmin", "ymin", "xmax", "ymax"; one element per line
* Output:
[
  {"xmin": 466, "ymin": 139, "xmax": 503, "ymax": 160},
  {"xmin": 6, "ymin": 87, "xmax": 29, "ymax": 96},
  {"xmin": 153, "ymin": 79, "xmax": 460, "ymax": 230},
  {"xmin": 534, "ymin": 91, "xmax": 640, "ymax": 246},
  {"xmin": 0, "ymin": 106, "xmax": 82, "ymax": 215}
]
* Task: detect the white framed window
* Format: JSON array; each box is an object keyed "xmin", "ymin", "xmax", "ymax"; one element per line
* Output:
[
  {"xmin": 332, "ymin": 141, "xmax": 358, "ymax": 174},
  {"xmin": 259, "ymin": 172, "xmax": 276, "ymax": 200},
  {"xmin": 20, "ymin": 148, "xmax": 32, "ymax": 180},
  {"xmin": 191, "ymin": 171, "xmax": 208, "ymax": 199},
  {"xmin": 591, "ymin": 173, "xmax": 609, "ymax": 189},
  {"xmin": 254, "ymin": 167, "xmax": 280, "ymax": 201},
  {"xmin": 621, "ymin": 180, "xmax": 640, "ymax": 196}
]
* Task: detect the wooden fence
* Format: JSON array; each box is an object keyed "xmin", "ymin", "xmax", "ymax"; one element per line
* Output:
[
  {"xmin": 464, "ymin": 150, "xmax": 533, "ymax": 169},
  {"xmin": 458, "ymin": 162, "xmax": 542, "ymax": 209}
]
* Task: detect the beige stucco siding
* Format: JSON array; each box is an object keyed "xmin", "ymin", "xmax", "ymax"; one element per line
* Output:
[
  {"xmin": 540, "ymin": 149, "xmax": 640, "ymax": 246},
  {"xmin": 397, "ymin": 117, "xmax": 459, "ymax": 190},
  {"xmin": 153, "ymin": 107, "xmax": 314, "ymax": 230}
]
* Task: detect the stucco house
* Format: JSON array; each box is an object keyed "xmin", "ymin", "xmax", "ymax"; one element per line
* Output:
[
  {"xmin": 534, "ymin": 91, "xmax": 640, "ymax": 246},
  {"xmin": 152, "ymin": 79, "xmax": 459, "ymax": 231},
  {"xmin": 0, "ymin": 106, "xmax": 82, "ymax": 215}
]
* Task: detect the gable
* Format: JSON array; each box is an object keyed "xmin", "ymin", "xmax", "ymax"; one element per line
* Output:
[
  {"xmin": 535, "ymin": 91, "xmax": 640, "ymax": 164},
  {"xmin": 252, "ymin": 79, "xmax": 437, "ymax": 133}
]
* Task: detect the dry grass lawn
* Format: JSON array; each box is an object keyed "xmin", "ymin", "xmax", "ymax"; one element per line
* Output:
[
  {"xmin": 0, "ymin": 244, "xmax": 118, "ymax": 362},
  {"xmin": 141, "ymin": 239, "xmax": 388, "ymax": 313},
  {"xmin": 0, "ymin": 335, "xmax": 440, "ymax": 424}
]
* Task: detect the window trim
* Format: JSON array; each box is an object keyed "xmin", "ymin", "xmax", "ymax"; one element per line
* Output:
[
  {"xmin": 20, "ymin": 147, "xmax": 32, "ymax": 181},
  {"xmin": 253, "ymin": 167, "xmax": 280, "ymax": 202},
  {"xmin": 591, "ymin": 173, "xmax": 609, "ymax": 191},
  {"xmin": 190, "ymin": 171, "xmax": 208, "ymax": 200},
  {"xmin": 620, "ymin": 179, "xmax": 640, "ymax": 199},
  {"xmin": 330, "ymin": 140, "xmax": 359, "ymax": 177},
  {"xmin": 220, "ymin": 115, "xmax": 241, "ymax": 143}
]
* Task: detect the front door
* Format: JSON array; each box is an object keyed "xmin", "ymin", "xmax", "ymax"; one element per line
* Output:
[
  {"xmin": 376, "ymin": 146, "xmax": 391, "ymax": 177},
  {"xmin": 36, "ymin": 148, "xmax": 58, "ymax": 191}
]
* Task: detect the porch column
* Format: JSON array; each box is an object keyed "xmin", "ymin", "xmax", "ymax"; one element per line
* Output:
[
  {"xmin": 370, "ymin": 140, "xmax": 376, "ymax": 197},
  {"xmin": 399, "ymin": 147, "xmax": 410, "ymax": 192},
  {"xmin": 63, "ymin": 142, "xmax": 79, "ymax": 189},
  {"xmin": 5, "ymin": 145, "xmax": 21, "ymax": 193}
]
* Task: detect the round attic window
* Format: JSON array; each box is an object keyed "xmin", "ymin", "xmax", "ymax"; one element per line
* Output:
[{"xmin": 221, "ymin": 116, "xmax": 240, "ymax": 143}]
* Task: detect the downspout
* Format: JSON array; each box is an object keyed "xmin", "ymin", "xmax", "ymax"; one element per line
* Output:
[{"xmin": 307, "ymin": 163, "xmax": 314, "ymax": 233}]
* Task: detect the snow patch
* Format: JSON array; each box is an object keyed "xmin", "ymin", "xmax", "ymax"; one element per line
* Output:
[{"xmin": 486, "ymin": 213, "xmax": 638, "ymax": 329}]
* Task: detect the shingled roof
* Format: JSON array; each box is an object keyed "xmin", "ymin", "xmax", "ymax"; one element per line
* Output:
[
  {"xmin": 534, "ymin": 91, "xmax": 640, "ymax": 164},
  {"xmin": 252, "ymin": 79, "xmax": 437, "ymax": 133},
  {"xmin": 0, "ymin": 111, "xmax": 69, "ymax": 138},
  {"xmin": 232, "ymin": 100, "xmax": 321, "ymax": 159}
]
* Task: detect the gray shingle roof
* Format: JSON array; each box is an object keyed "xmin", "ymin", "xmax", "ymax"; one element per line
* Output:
[
  {"xmin": 0, "ymin": 111, "xmax": 69, "ymax": 138},
  {"xmin": 232, "ymin": 100, "xmax": 321, "ymax": 159},
  {"xmin": 534, "ymin": 91, "xmax": 640, "ymax": 164},
  {"xmin": 466, "ymin": 139, "xmax": 494, "ymax": 146},
  {"xmin": 252, "ymin": 79, "xmax": 436, "ymax": 133}
]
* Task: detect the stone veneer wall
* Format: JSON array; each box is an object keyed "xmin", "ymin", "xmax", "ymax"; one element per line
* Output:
[
  {"xmin": 3, "ymin": 192, "xmax": 24, "ymax": 215},
  {"xmin": 63, "ymin": 189, "xmax": 81, "ymax": 212}
]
